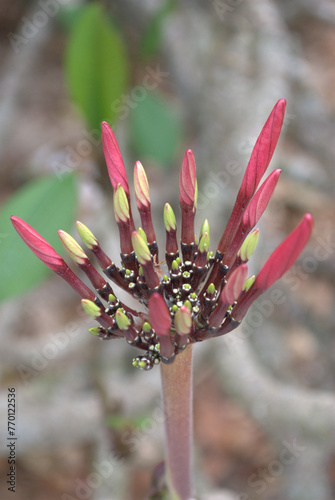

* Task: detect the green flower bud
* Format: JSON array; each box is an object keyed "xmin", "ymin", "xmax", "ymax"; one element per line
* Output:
[
  {"xmin": 200, "ymin": 219, "xmax": 210, "ymax": 238},
  {"xmin": 198, "ymin": 232, "xmax": 210, "ymax": 253},
  {"xmin": 58, "ymin": 230, "xmax": 87, "ymax": 265},
  {"xmin": 243, "ymin": 275, "xmax": 255, "ymax": 292},
  {"xmin": 76, "ymin": 221, "xmax": 98, "ymax": 250},
  {"xmin": 138, "ymin": 227, "xmax": 148, "ymax": 244},
  {"xmin": 142, "ymin": 322, "xmax": 151, "ymax": 333},
  {"xmin": 89, "ymin": 327, "xmax": 101, "ymax": 336},
  {"xmin": 115, "ymin": 308, "xmax": 131, "ymax": 330},
  {"xmin": 131, "ymin": 231, "xmax": 151, "ymax": 266},
  {"xmin": 238, "ymin": 229, "xmax": 260, "ymax": 261},
  {"xmin": 113, "ymin": 184, "xmax": 130, "ymax": 223},
  {"xmin": 164, "ymin": 203, "xmax": 177, "ymax": 232},
  {"xmin": 81, "ymin": 299, "xmax": 101, "ymax": 319}
]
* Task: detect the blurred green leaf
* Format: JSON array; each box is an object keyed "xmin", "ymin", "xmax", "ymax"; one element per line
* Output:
[
  {"xmin": 0, "ymin": 175, "xmax": 77, "ymax": 302},
  {"xmin": 56, "ymin": 3, "xmax": 86, "ymax": 32},
  {"xmin": 65, "ymin": 3, "xmax": 129, "ymax": 131},
  {"xmin": 140, "ymin": 0, "xmax": 176, "ymax": 59},
  {"xmin": 129, "ymin": 92, "xmax": 182, "ymax": 168}
]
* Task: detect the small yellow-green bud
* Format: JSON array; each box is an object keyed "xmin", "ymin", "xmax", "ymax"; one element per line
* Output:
[
  {"xmin": 238, "ymin": 229, "xmax": 260, "ymax": 262},
  {"xmin": 172, "ymin": 259, "xmax": 179, "ymax": 271},
  {"xmin": 113, "ymin": 184, "xmax": 130, "ymax": 223},
  {"xmin": 76, "ymin": 221, "xmax": 98, "ymax": 250},
  {"xmin": 82, "ymin": 299, "xmax": 101, "ymax": 319},
  {"xmin": 138, "ymin": 227, "xmax": 148, "ymax": 244},
  {"xmin": 183, "ymin": 300, "xmax": 192, "ymax": 311},
  {"xmin": 58, "ymin": 230, "xmax": 87, "ymax": 265},
  {"xmin": 198, "ymin": 232, "xmax": 210, "ymax": 253},
  {"xmin": 200, "ymin": 219, "xmax": 210, "ymax": 238},
  {"xmin": 131, "ymin": 231, "xmax": 151, "ymax": 266},
  {"xmin": 134, "ymin": 161, "xmax": 150, "ymax": 209},
  {"xmin": 164, "ymin": 203, "xmax": 177, "ymax": 232},
  {"xmin": 207, "ymin": 283, "xmax": 215, "ymax": 295},
  {"xmin": 89, "ymin": 327, "xmax": 101, "ymax": 336},
  {"xmin": 115, "ymin": 308, "xmax": 131, "ymax": 330},
  {"xmin": 243, "ymin": 275, "xmax": 255, "ymax": 292},
  {"xmin": 142, "ymin": 322, "xmax": 151, "ymax": 333}
]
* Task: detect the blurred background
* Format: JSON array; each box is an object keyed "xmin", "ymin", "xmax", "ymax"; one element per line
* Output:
[{"xmin": 0, "ymin": 0, "xmax": 335, "ymax": 499}]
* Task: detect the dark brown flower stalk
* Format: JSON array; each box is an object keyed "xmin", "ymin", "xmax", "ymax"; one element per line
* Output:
[{"xmin": 11, "ymin": 99, "xmax": 313, "ymax": 372}]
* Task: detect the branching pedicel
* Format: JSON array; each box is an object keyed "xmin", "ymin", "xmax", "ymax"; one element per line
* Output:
[{"xmin": 11, "ymin": 99, "xmax": 313, "ymax": 370}]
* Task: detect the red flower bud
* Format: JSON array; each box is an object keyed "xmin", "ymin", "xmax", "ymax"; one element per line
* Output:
[
  {"xmin": 101, "ymin": 122, "xmax": 129, "ymax": 194},
  {"xmin": 232, "ymin": 213, "xmax": 313, "ymax": 321}
]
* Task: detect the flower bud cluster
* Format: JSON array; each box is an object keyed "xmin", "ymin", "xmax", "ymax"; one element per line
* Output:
[{"xmin": 11, "ymin": 100, "xmax": 313, "ymax": 370}]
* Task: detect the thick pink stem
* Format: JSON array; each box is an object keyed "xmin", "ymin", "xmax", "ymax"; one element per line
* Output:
[{"xmin": 160, "ymin": 345, "xmax": 193, "ymax": 500}]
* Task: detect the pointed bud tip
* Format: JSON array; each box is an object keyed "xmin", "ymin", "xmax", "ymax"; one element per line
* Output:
[
  {"xmin": 198, "ymin": 232, "xmax": 210, "ymax": 253},
  {"xmin": 134, "ymin": 161, "xmax": 150, "ymax": 209},
  {"xmin": 58, "ymin": 230, "xmax": 87, "ymax": 265},
  {"xmin": 164, "ymin": 203, "xmax": 177, "ymax": 232},
  {"xmin": 131, "ymin": 231, "xmax": 151, "ymax": 266},
  {"xmin": 76, "ymin": 221, "xmax": 98, "ymax": 250},
  {"xmin": 179, "ymin": 149, "xmax": 197, "ymax": 208},
  {"xmin": 238, "ymin": 228, "xmax": 260, "ymax": 262},
  {"xmin": 255, "ymin": 212, "xmax": 313, "ymax": 292},
  {"xmin": 115, "ymin": 309, "xmax": 131, "ymax": 330},
  {"xmin": 101, "ymin": 123, "xmax": 129, "ymax": 194},
  {"xmin": 11, "ymin": 216, "xmax": 66, "ymax": 272}
]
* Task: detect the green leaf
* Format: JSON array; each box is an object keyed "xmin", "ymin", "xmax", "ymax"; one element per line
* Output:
[
  {"xmin": 129, "ymin": 92, "xmax": 182, "ymax": 168},
  {"xmin": 65, "ymin": 3, "xmax": 129, "ymax": 131},
  {"xmin": 56, "ymin": 3, "xmax": 86, "ymax": 32},
  {"xmin": 140, "ymin": 0, "xmax": 177, "ymax": 58},
  {"xmin": 0, "ymin": 175, "xmax": 77, "ymax": 302}
]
